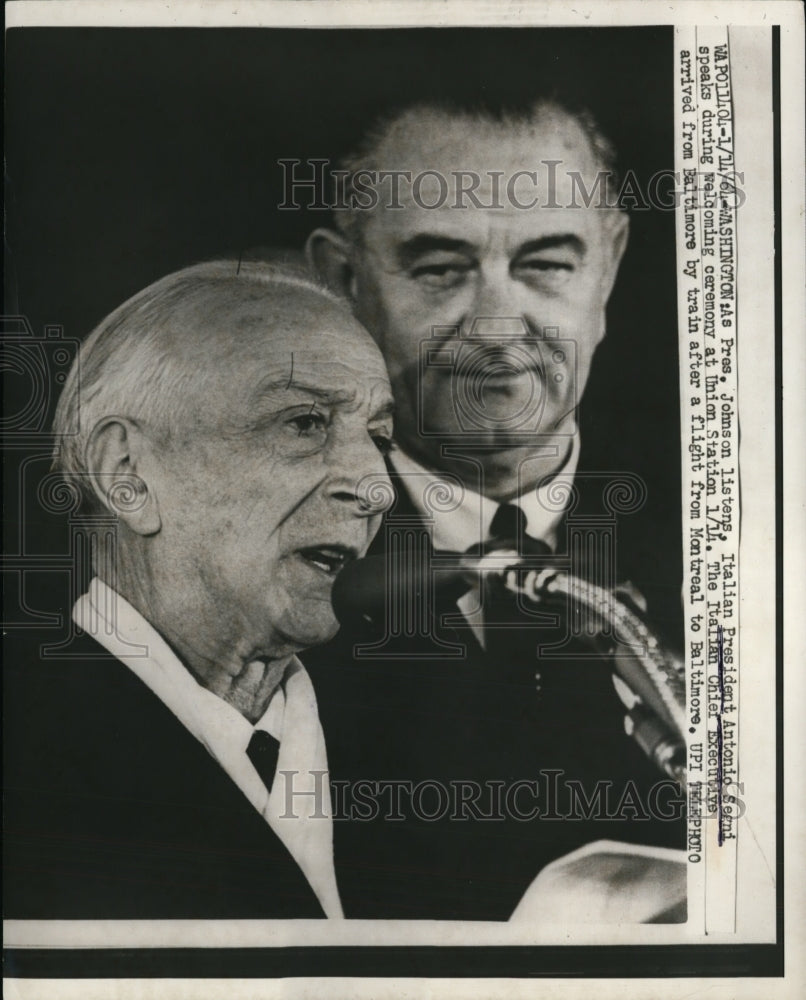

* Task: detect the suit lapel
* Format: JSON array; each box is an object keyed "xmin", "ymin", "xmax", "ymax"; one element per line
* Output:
[{"xmin": 5, "ymin": 629, "xmax": 326, "ymax": 918}]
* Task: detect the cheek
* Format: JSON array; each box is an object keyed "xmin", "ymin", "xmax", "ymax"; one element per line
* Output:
[
  {"xmin": 356, "ymin": 279, "xmax": 428, "ymax": 376},
  {"xmin": 250, "ymin": 462, "xmax": 325, "ymax": 519},
  {"xmin": 199, "ymin": 502, "xmax": 291, "ymax": 594},
  {"xmin": 542, "ymin": 297, "xmax": 603, "ymax": 357}
]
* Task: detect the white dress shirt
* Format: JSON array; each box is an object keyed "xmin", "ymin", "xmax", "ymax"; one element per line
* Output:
[
  {"xmin": 390, "ymin": 440, "xmax": 580, "ymax": 645},
  {"xmin": 73, "ymin": 578, "xmax": 343, "ymax": 918},
  {"xmin": 389, "ymin": 436, "xmax": 579, "ymax": 554}
]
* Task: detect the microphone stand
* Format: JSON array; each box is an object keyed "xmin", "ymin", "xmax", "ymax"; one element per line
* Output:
[{"xmin": 491, "ymin": 555, "xmax": 688, "ymax": 789}]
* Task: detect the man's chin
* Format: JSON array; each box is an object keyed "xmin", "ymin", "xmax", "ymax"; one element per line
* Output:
[
  {"xmin": 405, "ymin": 434, "xmax": 569, "ymax": 497},
  {"xmin": 282, "ymin": 611, "xmax": 340, "ymax": 654}
]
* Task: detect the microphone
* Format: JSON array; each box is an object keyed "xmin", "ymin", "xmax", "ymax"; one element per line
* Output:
[
  {"xmin": 331, "ymin": 551, "xmax": 522, "ymax": 631},
  {"xmin": 332, "ymin": 553, "xmax": 687, "ymax": 786}
]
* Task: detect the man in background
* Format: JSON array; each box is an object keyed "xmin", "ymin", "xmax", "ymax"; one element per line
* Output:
[{"xmin": 303, "ymin": 97, "xmax": 686, "ymax": 920}]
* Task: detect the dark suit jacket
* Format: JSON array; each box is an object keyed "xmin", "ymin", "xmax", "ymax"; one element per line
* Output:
[
  {"xmin": 4, "ymin": 629, "xmax": 325, "ymax": 919},
  {"xmin": 303, "ymin": 467, "xmax": 686, "ymax": 921}
]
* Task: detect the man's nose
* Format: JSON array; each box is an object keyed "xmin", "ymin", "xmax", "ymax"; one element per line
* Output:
[
  {"xmin": 326, "ymin": 431, "xmax": 395, "ymax": 517},
  {"xmin": 460, "ymin": 270, "xmax": 539, "ymax": 341}
]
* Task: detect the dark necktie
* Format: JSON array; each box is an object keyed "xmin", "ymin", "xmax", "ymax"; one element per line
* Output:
[
  {"xmin": 481, "ymin": 503, "xmax": 552, "ymax": 686},
  {"xmin": 246, "ymin": 729, "xmax": 280, "ymax": 794},
  {"xmin": 487, "ymin": 503, "xmax": 548, "ymax": 556}
]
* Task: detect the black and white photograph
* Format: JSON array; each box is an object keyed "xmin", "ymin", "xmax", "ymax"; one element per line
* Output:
[{"xmin": 3, "ymin": 1, "xmax": 802, "ymax": 997}]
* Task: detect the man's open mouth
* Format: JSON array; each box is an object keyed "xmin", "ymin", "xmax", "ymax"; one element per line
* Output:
[{"xmin": 297, "ymin": 545, "xmax": 357, "ymax": 576}]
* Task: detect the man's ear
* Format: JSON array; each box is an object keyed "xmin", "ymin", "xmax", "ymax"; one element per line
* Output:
[
  {"xmin": 85, "ymin": 417, "xmax": 162, "ymax": 535},
  {"xmin": 600, "ymin": 211, "xmax": 630, "ymax": 303},
  {"xmin": 305, "ymin": 227, "xmax": 357, "ymax": 301}
]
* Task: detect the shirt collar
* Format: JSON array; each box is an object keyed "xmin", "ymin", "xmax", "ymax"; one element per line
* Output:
[
  {"xmin": 73, "ymin": 578, "xmax": 292, "ymax": 756},
  {"xmin": 73, "ymin": 579, "xmax": 343, "ymax": 918},
  {"xmin": 389, "ymin": 434, "xmax": 580, "ymax": 553}
]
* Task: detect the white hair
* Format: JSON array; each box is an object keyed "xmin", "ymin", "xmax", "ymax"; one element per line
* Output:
[{"xmin": 52, "ymin": 258, "xmax": 342, "ymax": 510}]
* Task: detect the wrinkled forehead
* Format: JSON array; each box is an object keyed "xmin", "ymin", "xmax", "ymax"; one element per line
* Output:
[{"xmin": 167, "ymin": 288, "xmax": 390, "ymax": 415}]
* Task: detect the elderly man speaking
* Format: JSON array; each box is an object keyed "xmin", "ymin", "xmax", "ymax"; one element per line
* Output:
[{"xmin": 4, "ymin": 261, "xmax": 394, "ymax": 919}]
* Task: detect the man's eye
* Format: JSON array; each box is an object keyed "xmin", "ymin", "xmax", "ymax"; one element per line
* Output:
[
  {"xmin": 287, "ymin": 410, "xmax": 328, "ymax": 436},
  {"xmin": 514, "ymin": 257, "xmax": 575, "ymax": 286},
  {"xmin": 411, "ymin": 260, "xmax": 472, "ymax": 290}
]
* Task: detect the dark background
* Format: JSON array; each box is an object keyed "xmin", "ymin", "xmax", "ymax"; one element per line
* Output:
[
  {"xmin": 4, "ymin": 25, "xmax": 682, "ymax": 635},
  {"xmin": 5, "ymin": 27, "xmax": 679, "ymax": 337}
]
